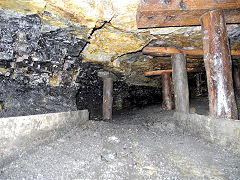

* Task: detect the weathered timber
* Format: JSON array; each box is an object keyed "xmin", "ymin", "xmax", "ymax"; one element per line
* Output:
[
  {"xmin": 145, "ymin": 67, "xmax": 204, "ymax": 76},
  {"xmin": 196, "ymin": 73, "xmax": 203, "ymax": 96},
  {"xmin": 233, "ymin": 66, "xmax": 240, "ymax": 93},
  {"xmin": 143, "ymin": 47, "xmax": 181, "ymax": 56},
  {"xmin": 162, "ymin": 73, "xmax": 175, "ymax": 110},
  {"xmin": 142, "ymin": 47, "xmax": 240, "ymax": 58},
  {"xmin": 200, "ymin": 9, "xmax": 238, "ymax": 119},
  {"xmin": 98, "ymin": 71, "xmax": 116, "ymax": 120},
  {"xmin": 137, "ymin": 0, "xmax": 240, "ymax": 28},
  {"xmin": 145, "ymin": 69, "xmax": 173, "ymax": 76},
  {"xmin": 171, "ymin": 53, "xmax": 189, "ymax": 114},
  {"xmin": 102, "ymin": 77, "xmax": 113, "ymax": 120}
]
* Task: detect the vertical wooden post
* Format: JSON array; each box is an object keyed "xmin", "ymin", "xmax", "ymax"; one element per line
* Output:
[
  {"xmin": 200, "ymin": 9, "xmax": 238, "ymax": 119},
  {"xmin": 162, "ymin": 72, "xmax": 174, "ymax": 110},
  {"xmin": 196, "ymin": 73, "xmax": 202, "ymax": 96},
  {"xmin": 98, "ymin": 71, "xmax": 116, "ymax": 120},
  {"xmin": 171, "ymin": 53, "xmax": 189, "ymax": 114},
  {"xmin": 233, "ymin": 66, "xmax": 240, "ymax": 93},
  {"xmin": 103, "ymin": 77, "xmax": 113, "ymax": 120}
]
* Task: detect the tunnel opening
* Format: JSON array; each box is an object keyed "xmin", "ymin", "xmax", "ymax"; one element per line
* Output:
[
  {"xmin": 187, "ymin": 71, "xmax": 209, "ymax": 115},
  {"xmin": 0, "ymin": 1, "xmax": 240, "ymax": 179},
  {"xmin": 75, "ymin": 62, "xmax": 162, "ymax": 120}
]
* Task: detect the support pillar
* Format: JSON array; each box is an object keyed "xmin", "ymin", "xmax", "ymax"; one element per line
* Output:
[
  {"xmin": 103, "ymin": 78, "xmax": 113, "ymax": 120},
  {"xmin": 161, "ymin": 72, "xmax": 174, "ymax": 110},
  {"xmin": 196, "ymin": 73, "xmax": 202, "ymax": 96},
  {"xmin": 200, "ymin": 9, "xmax": 238, "ymax": 119},
  {"xmin": 98, "ymin": 72, "xmax": 116, "ymax": 120},
  {"xmin": 233, "ymin": 66, "xmax": 240, "ymax": 93},
  {"xmin": 171, "ymin": 53, "xmax": 189, "ymax": 114}
]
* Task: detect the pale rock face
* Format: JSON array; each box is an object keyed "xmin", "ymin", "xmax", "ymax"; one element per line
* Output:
[
  {"xmin": 82, "ymin": 24, "xmax": 153, "ymax": 62},
  {"xmin": 44, "ymin": 0, "xmax": 139, "ymax": 31},
  {"xmin": 110, "ymin": 0, "xmax": 139, "ymax": 31},
  {"xmin": 46, "ymin": 0, "xmax": 114, "ymax": 29},
  {"xmin": 0, "ymin": 0, "xmax": 138, "ymax": 30}
]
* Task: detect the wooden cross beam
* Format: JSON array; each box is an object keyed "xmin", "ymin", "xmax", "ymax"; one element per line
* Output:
[
  {"xmin": 137, "ymin": 0, "xmax": 240, "ymax": 28},
  {"xmin": 145, "ymin": 67, "xmax": 205, "ymax": 76},
  {"xmin": 143, "ymin": 47, "xmax": 240, "ymax": 58}
]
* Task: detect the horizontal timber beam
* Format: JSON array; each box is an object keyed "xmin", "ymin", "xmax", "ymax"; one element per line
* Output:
[
  {"xmin": 143, "ymin": 47, "xmax": 240, "ymax": 57},
  {"xmin": 137, "ymin": 0, "xmax": 240, "ymax": 28},
  {"xmin": 145, "ymin": 67, "xmax": 204, "ymax": 76}
]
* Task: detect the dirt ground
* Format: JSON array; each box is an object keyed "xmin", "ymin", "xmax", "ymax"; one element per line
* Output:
[{"xmin": 0, "ymin": 97, "xmax": 240, "ymax": 180}]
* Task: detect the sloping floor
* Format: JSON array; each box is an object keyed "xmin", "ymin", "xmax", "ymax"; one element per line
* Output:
[{"xmin": 0, "ymin": 98, "xmax": 240, "ymax": 179}]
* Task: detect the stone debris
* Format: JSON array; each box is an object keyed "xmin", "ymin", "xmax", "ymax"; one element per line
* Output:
[{"xmin": 108, "ymin": 136, "xmax": 120, "ymax": 143}]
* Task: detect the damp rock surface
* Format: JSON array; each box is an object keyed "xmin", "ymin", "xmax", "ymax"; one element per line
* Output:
[
  {"xmin": 1, "ymin": 105, "xmax": 239, "ymax": 179},
  {"xmin": 0, "ymin": 10, "xmax": 88, "ymax": 117}
]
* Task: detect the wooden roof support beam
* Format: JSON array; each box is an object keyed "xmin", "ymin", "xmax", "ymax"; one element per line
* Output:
[
  {"xmin": 142, "ymin": 47, "xmax": 240, "ymax": 57},
  {"xmin": 137, "ymin": 0, "xmax": 240, "ymax": 28},
  {"xmin": 145, "ymin": 67, "xmax": 204, "ymax": 76}
]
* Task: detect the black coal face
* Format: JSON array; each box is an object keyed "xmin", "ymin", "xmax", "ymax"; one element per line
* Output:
[
  {"xmin": 0, "ymin": 76, "xmax": 79, "ymax": 117},
  {"xmin": 76, "ymin": 62, "xmax": 104, "ymax": 119},
  {"xmin": 123, "ymin": 85, "xmax": 162, "ymax": 108},
  {"xmin": 0, "ymin": 11, "xmax": 87, "ymax": 117},
  {"xmin": 188, "ymin": 72, "xmax": 208, "ymax": 98}
]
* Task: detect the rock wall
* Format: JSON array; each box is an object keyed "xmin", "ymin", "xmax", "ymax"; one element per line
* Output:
[
  {"xmin": 0, "ymin": 10, "xmax": 161, "ymax": 118},
  {"xmin": 0, "ymin": 10, "xmax": 87, "ymax": 117}
]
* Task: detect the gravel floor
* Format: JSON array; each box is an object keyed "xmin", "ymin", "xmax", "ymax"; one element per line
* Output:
[{"xmin": 0, "ymin": 100, "xmax": 240, "ymax": 180}]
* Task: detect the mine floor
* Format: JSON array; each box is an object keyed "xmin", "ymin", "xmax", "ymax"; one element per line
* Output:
[{"xmin": 1, "ymin": 97, "xmax": 240, "ymax": 179}]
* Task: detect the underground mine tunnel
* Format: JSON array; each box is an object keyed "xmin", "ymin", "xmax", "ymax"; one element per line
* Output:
[{"xmin": 0, "ymin": 0, "xmax": 240, "ymax": 179}]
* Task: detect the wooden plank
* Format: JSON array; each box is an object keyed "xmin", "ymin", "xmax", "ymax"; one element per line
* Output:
[
  {"xmin": 137, "ymin": 0, "xmax": 240, "ymax": 28},
  {"xmin": 142, "ymin": 47, "xmax": 240, "ymax": 57},
  {"xmin": 144, "ymin": 67, "xmax": 204, "ymax": 76},
  {"xmin": 171, "ymin": 53, "xmax": 189, "ymax": 113},
  {"xmin": 201, "ymin": 9, "xmax": 238, "ymax": 119}
]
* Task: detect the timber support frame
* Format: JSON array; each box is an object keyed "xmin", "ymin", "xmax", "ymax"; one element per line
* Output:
[{"xmin": 138, "ymin": 0, "xmax": 240, "ymax": 119}]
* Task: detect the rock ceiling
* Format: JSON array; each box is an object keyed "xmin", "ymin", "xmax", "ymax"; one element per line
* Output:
[{"xmin": 1, "ymin": 0, "xmax": 240, "ymax": 86}]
